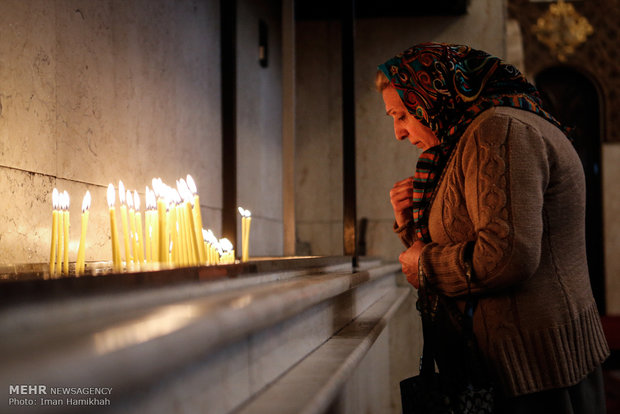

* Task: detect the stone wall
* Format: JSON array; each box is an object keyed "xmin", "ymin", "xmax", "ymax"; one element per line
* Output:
[
  {"xmin": 294, "ymin": 0, "xmax": 506, "ymax": 259},
  {"xmin": 0, "ymin": 0, "xmax": 284, "ymax": 266}
]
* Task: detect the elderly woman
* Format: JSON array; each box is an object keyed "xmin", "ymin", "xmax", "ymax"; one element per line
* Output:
[{"xmin": 378, "ymin": 43, "xmax": 609, "ymax": 413}]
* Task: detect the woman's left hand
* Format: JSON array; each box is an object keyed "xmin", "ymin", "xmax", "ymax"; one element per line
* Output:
[{"xmin": 399, "ymin": 240, "xmax": 426, "ymax": 289}]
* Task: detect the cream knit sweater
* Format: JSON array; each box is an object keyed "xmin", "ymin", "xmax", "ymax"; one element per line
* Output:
[{"xmin": 400, "ymin": 106, "xmax": 609, "ymax": 397}]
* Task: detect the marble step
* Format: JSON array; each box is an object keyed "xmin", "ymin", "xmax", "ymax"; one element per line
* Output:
[
  {"xmin": 0, "ymin": 259, "xmax": 406, "ymax": 414},
  {"xmin": 235, "ymin": 287, "xmax": 410, "ymax": 414}
]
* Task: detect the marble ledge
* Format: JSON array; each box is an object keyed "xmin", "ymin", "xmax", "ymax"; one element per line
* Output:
[
  {"xmin": 0, "ymin": 256, "xmax": 356, "ymax": 334},
  {"xmin": 236, "ymin": 287, "xmax": 411, "ymax": 414},
  {"xmin": 0, "ymin": 259, "xmax": 402, "ymax": 403}
]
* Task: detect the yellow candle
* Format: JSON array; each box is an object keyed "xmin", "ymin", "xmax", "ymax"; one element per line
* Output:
[
  {"xmin": 62, "ymin": 191, "xmax": 70, "ymax": 276},
  {"xmin": 179, "ymin": 179, "xmax": 200, "ymax": 265},
  {"xmin": 172, "ymin": 190, "xmax": 185, "ymax": 267},
  {"xmin": 119, "ymin": 181, "xmax": 131, "ymax": 267},
  {"xmin": 134, "ymin": 190, "xmax": 145, "ymax": 266},
  {"xmin": 154, "ymin": 179, "xmax": 167, "ymax": 264},
  {"xmin": 127, "ymin": 190, "xmax": 139, "ymax": 269},
  {"xmin": 167, "ymin": 203, "xmax": 174, "ymax": 264},
  {"xmin": 178, "ymin": 203, "xmax": 190, "ymax": 266},
  {"xmin": 244, "ymin": 215, "xmax": 252, "ymax": 262},
  {"xmin": 76, "ymin": 191, "xmax": 91, "ymax": 276},
  {"xmin": 145, "ymin": 212, "xmax": 152, "ymax": 263},
  {"xmin": 169, "ymin": 203, "xmax": 179, "ymax": 266},
  {"xmin": 144, "ymin": 189, "xmax": 151, "ymax": 263},
  {"xmin": 220, "ymin": 238, "xmax": 233, "ymax": 264},
  {"xmin": 55, "ymin": 194, "xmax": 64, "ymax": 275},
  {"xmin": 203, "ymin": 241, "xmax": 211, "ymax": 266},
  {"xmin": 238, "ymin": 207, "xmax": 251, "ymax": 262},
  {"xmin": 203, "ymin": 229, "xmax": 214, "ymax": 265},
  {"xmin": 108, "ymin": 184, "xmax": 122, "ymax": 273},
  {"xmin": 49, "ymin": 188, "xmax": 59, "ymax": 278},
  {"xmin": 185, "ymin": 201, "xmax": 200, "ymax": 265},
  {"xmin": 147, "ymin": 185, "xmax": 158, "ymax": 263},
  {"xmin": 238, "ymin": 207, "xmax": 244, "ymax": 262},
  {"xmin": 151, "ymin": 192, "xmax": 159, "ymax": 263},
  {"xmin": 187, "ymin": 175, "xmax": 206, "ymax": 264}
]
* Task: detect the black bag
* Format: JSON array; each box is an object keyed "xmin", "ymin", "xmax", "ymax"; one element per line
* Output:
[{"xmin": 400, "ymin": 263, "xmax": 495, "ymax": 414}]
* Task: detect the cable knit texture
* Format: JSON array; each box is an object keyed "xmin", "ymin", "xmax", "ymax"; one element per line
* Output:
[{"xmin": 400, "ymin": 106, "xmax": 609, "ymax": 397}]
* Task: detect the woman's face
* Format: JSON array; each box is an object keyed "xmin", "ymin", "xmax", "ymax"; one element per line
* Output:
[{"xmin": 382, "ymin": 85, "xmax": 440, "ymax": 150}]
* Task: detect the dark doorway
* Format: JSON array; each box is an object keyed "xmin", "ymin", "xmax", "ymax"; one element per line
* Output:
[{"xmin": 535, "ymin": 66, "xmax": 606, "ymax": 314}]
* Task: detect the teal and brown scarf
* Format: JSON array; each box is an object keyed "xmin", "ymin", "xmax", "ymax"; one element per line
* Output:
[{"xmin": 378, "ymin": 43, "xmax": 562, "ymax": 243}]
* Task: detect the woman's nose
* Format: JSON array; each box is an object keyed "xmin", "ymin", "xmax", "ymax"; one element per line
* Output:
[{"xmin": 395, "ymin": 125, "xmax": 407, "ymax": 141}]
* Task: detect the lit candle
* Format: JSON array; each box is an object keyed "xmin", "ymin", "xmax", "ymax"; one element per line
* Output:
[
  {"xmin": 55, "ymin": 192, "xmax": 64, "ymax": 276},
  {"xmin": 204, "ymin": 229, "xmax": 217, "ymax": 265},
  {"xmin": 168, "ymin": 201, "xmax": 175, "ymax": 264},
  {"xmin": 179, "ymin": 179, "xmax": 200, "ymax": 265},
  {"xmin": 127, "ymin": 190, "xmax": 139, "ymax": 269},
  {"xmin": 220, "ymin": 238, "xmax": 234, "ymax": 264},
  {"xmin": 119, "ymin": 181, "xmax": 132, "ymax": 266},
  {"xmin": 238, "ymin": 207, "xmax": 246, "ymax": 262},
  {"xmin": 151, "ymin": 186, "xmax": 160, "ymax": 263},
  {"xmin": 202, "ymin": 229, "xmax": 209, "ymax": 265},
  {"xmin": 169, "ymin": 191, "xmax": 180, "ymax": 266},
  {"xmin": 134, "ymin": 190, "xmax": 145, "ymax": 266},
  {"xmin": 76, "ymin": 191, "xmax": 91, "ymax": 276},
  {"xmin": 153, "ymin": 178, "xmax": 167, "ymax": 264},
  {"xmin": 108, "ymin": 184, "xmax": 122, "ymax": 272},
  {"xmin": 186, "ymin": 175, "xmax": 206, "ymax": 264},
  {"xmin": 172, "ymin": 188, "xmax": 186, "ymax": 266},
  {"xmin": 238, "ymin": 207, "xmax": 252, "ymax": 262},
  {"xmin": 49, "ymin": 188, "xmax": 59, "ymax": 278},
  {"xmin": 145, "ymin": 187, "xmax": 157, "ymax": 263},
  {"xmin": 62, "ymin": 191, "xmax": 70, "ymax": 276},
  {"xmin": 244, "ymin": 210, "xmax": 252, "ymax": 262},
  {"xmin": 144, "ymin": 188, "xmax": 152, "ymax": 263}
]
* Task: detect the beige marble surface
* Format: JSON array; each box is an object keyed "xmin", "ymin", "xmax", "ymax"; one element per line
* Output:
[
  {"xmin": 294, "ymin": 0, "xmax": 505, "ymax": 261},
  {"xmin": 295, "ymin": 21, "xmax": 344, "ymax": 254},
  {"xmin": 0, "ymin": 0, "xmax": 57, "ymax": 177},
  {"xmin": 0, "ymin": 0, "xmax": 290, "ymax": 264},
  {"xmin": 0, "ymin": 259, "xmax": 405, "ymax": 414}
]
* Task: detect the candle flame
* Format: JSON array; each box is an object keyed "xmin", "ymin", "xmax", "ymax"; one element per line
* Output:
[
  {"xmin": 107, "ymin": 184, "xmax": 115, "ymax": 207},
  {"xmin": 119, "ymin": 180, "xmax": 126, "ymax": 204},
  {"xmin": 82, "ymin": 191, "xmax": 92, "ymax": 212},
  {"xmin": 219, "ymin": 237, "xmax": 233, "ymax": 252},
  {"xmin": 151, "ymin": 178, "xmax": 160, "ymax": 197},
  {"xmin": 146, "ymin": 187, "xmax": 155, "ymax": 210},
  {"xmin": 186, "ymin": 174, "xmax": 197, "ymax": 195},
  {"xmin": 203, "ymin": 228, "xmax": 218, "ymax": 244},
  {"xmin": 238, "ymin": 207, "xmax": 251, "ymax": 217},
  {"xmin": 173, "ymin": 189, "xmax": 182, "ymax": 205},
  {"xmin": 134, "ymin": 190, "xmax": 141, "ymax": 211},
  {"xmin": 177, "ymin": 179, "xmax": 193, "ymax": 204},
  {"xmin": 52, "ymin": 188, "xmax": 59, "ymax": 209},
  {"xmin": 126, "ymin": 190, "xmax": 134, "ymax": 209},
  {"xmin": 63, "ymin": 191, "xmax": 70, "ymax": 210}
]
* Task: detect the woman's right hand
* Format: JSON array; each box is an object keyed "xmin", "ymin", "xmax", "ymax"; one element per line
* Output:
[{"xmin": 390, "ymin": 177, "xmax": 414, "ymax": 228}]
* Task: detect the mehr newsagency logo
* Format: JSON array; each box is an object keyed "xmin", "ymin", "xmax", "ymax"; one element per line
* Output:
[{"xmin": 8, "ymin": 384, "xmax": 112, "ymax": 408}]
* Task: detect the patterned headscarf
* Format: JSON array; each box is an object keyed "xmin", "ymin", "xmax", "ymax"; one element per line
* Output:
[{"xmin": 378, "ymin": 43, "xmax": 562, "ymax": 242}]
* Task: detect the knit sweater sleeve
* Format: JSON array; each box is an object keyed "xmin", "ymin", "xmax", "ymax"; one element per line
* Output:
[{"xmin": 420, "ymin": 115, "xmax": 550, "ymax": 297}]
